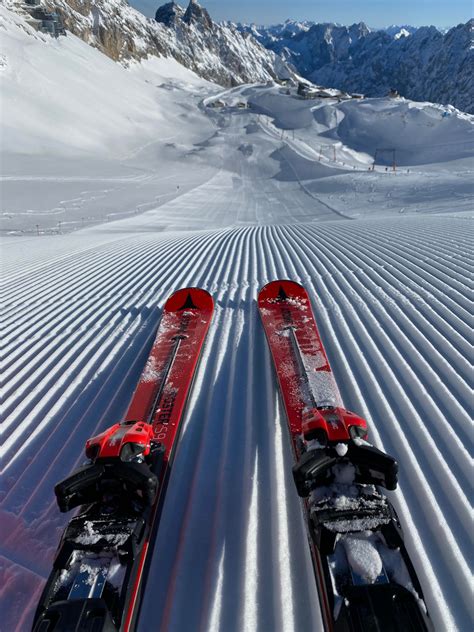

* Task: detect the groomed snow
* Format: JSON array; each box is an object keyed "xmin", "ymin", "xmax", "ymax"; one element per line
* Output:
[{"xmin": 1, "ymin": 8, "xmax": 473, "ymax": 632}]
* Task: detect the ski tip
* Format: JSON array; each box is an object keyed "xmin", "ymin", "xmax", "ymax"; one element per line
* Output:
[
  {"xmin": 258, "ymin": 280, "xmax": 307, "ymax": 305},
  {"xmin": 165, "ymin": 287, "xmax": 214, "ymax": 312}
]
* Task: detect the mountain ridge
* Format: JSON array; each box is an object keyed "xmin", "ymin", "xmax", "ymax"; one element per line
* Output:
[
  {"xmin": 6, "ymin": 0, "xmax": 472, "ymax": 112},
  {"xmin": 238, "ymin": 19, "xmax": 473, "ymax": 113},
  {"xmin": 7, "ymin": 0, "xmax": 295, "ymax": 86}
]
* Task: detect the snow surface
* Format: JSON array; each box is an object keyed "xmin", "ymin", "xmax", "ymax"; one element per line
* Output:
[
  {"xmin": 342, "ymin": 532, "xmax": 383, "ymax": 583},
  {"xmin": 1, "ymin": 9, "xmax": 473, "ymax": 632}
]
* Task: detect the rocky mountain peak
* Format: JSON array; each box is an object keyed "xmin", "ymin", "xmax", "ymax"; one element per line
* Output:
[
  {"xmin": 182, "ymin": 0, "xmax": 213, "ymax": 29},
  {"xmin": 151, "ymin": 0, "xmax": 294, "ymax": 86},
  {"xmin": 349, "ymin": 22, "xmax": 370, "ymax": 38},
  {"xmin": 155, "ymin": 2, "xmax": 185, "ymax": 26}
]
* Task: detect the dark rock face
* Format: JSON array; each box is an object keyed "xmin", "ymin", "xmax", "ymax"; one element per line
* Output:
[
  {"xmin": 155, "ymin": 1, "xmax": 184, "ymax": 26},
  {"xmin": 41, "ymin": 0, "xmax": 167, "ymax": 62},
  {"xmin": 182, "ymin": 0, "xmax": 212, "ymax": 29}
]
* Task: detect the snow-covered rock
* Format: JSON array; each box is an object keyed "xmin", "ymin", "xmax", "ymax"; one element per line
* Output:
[
  {"xmin": 238, "ymin": 19, "xmax": 315, "ymax": 47},
  {"xmin": 384, "ymin": 25, "xmax": 419, "ymax": 38},
  {"xmin": 153, "ymin": 0, "xmax": 296, "ymax": 86}
]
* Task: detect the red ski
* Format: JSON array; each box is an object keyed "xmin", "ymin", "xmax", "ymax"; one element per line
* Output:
[
  {"xmin": 258, "ymin": 280, "xmax": 432, "ymax": 632},
  {"xmin": 33, "ymin": 288, "xmax": 213, "ymax": 632}
]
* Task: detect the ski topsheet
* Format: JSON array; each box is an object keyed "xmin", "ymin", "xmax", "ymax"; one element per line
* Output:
[
  {"xmin": 258, "ymin": 280, "xmax": 433, "ymax": 632},
  {"xmin": 33, "ymin": 288, "xmax": 214, "ymax": 632}
]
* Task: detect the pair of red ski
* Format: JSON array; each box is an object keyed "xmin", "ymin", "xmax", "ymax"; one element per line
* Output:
[{"xmin": 33, "ymin": 281, "xmax": 432, "ymax": 632}]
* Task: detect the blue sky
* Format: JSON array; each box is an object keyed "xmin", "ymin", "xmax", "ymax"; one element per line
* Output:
[{"xmin": 134, "ymin": 0, "xmax": 472, "ymax": 27}]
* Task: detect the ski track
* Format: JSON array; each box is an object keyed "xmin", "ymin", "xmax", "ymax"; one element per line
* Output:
[{"xmin": 1, "ymin": 214, "xmax": 472, "ymax": 632}]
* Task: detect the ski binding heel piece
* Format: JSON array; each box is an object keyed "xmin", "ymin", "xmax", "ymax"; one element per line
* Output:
[{"xmin": 293, "ymin": 442, "xmax": 398, "ymax": 497}]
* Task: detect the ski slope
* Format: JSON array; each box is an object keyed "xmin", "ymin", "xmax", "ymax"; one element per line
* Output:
[
  {"xmin": 2, "ymin": 218, "xmax": 472, "ymax": 632},
  {"xmin": 1, "ymin": 12, "xmax": 473, "ymax": 632}
]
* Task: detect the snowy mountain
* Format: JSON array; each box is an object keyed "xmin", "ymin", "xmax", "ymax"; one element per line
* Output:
[
  {"xmin": 238, "ymin": 20, "xmax": 474, "ymax": 113},
  {"xmin": 238, "ymin": 19, "xmax": 315, "ymax": 46},
  {"xmin": 383, "ymin": 25, "xmax": 419, "ymax": 38},
  {"xmin": 152, "ymin": 0, "xmax": 295, "ymax": 85},
  {"xmin": 5, "ymin": 0, "xmax": 294, "ymax": 85},
  {"xmin": 238, "ymin": 22, "xmax": 420, "ymax": 47}
]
